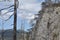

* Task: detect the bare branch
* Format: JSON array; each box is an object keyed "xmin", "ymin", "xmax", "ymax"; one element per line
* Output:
[
  {"xmin": 0, "ymin": 5, "xmax": 14, "ymax": 21},
  {"xmin": 5, "ymin": 13, "xmax": 14, "ymax": 21},
  {"xmin": 2, "ymin": 8, "xmax": 14, "ymax": 16},
  {"xmin": 0, "ymin": 5, "xmax": 14, "ymax": 11}
]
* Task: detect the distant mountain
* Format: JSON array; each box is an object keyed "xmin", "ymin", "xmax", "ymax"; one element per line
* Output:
[{"xmin": 0, "ymin": 29, "xmax": 27, "ymax": 40}]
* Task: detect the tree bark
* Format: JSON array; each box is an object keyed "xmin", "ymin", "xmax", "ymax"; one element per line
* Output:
[{"xmin": 13, "ymin": 0, "xmax": 17, "ymax": 40}]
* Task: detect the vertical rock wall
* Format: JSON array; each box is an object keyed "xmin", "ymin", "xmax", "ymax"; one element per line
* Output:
[{"xmin": 35, "ymin": 7, "xmax": 60, "ymax": 40}]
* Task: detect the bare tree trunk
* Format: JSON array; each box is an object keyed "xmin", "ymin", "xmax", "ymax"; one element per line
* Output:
[
  {"xmin": 1, "ymin": 20, "xmax": 4, "ymax": 40},
  {"xmin": 13, "ymin": 0, "xmax": 17, "ymax": 40},
  {"xmin": 1, "ymin": 30, "xmax": 4, "ymax": 40}
]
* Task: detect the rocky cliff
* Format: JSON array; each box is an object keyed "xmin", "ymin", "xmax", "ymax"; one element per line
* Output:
[{"xmin": 35, "ymin": 3, "xmax": 60, "ymax": 40}]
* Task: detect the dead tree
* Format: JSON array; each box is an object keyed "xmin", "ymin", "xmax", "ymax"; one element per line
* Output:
[
  {"xmin": 21, "ymin": 22, "xmax": 25, "ymax": 40},
  {"xmin": 13, "ymin": 0, "xmax": 17, "ymax": 40},
  {"xmin": 1, "ymin": 20, "xmax": 4, "ymax": 40}
]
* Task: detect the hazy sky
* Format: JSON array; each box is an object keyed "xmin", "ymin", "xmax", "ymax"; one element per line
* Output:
[{"xmin": 0, "ymin": 0, "xmax": 44, "ymax": 31}]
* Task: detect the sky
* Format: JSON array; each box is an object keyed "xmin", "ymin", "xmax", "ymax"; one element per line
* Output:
[{"xmin": 0, "ymin": 0, "xmax": 44, "ymax": 31}]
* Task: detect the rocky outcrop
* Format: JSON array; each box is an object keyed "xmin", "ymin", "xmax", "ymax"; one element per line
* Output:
[{"xmin": 35, "ymin": 3, "xmax": 60, "ymax": 40}]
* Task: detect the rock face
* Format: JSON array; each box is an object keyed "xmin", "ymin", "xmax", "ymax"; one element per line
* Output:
[{"xmin": 35, "ymin": 4, "xmax": 60, "ymax": 40}]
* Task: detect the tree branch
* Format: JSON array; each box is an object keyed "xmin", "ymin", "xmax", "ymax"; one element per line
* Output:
[
  {"xmin": 0, "ymin": 5, "xmax": 14, "ymax": 11},
  {"xmin": 5, "ymin": 13, "xmax": 14, "ymax": 21}
]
